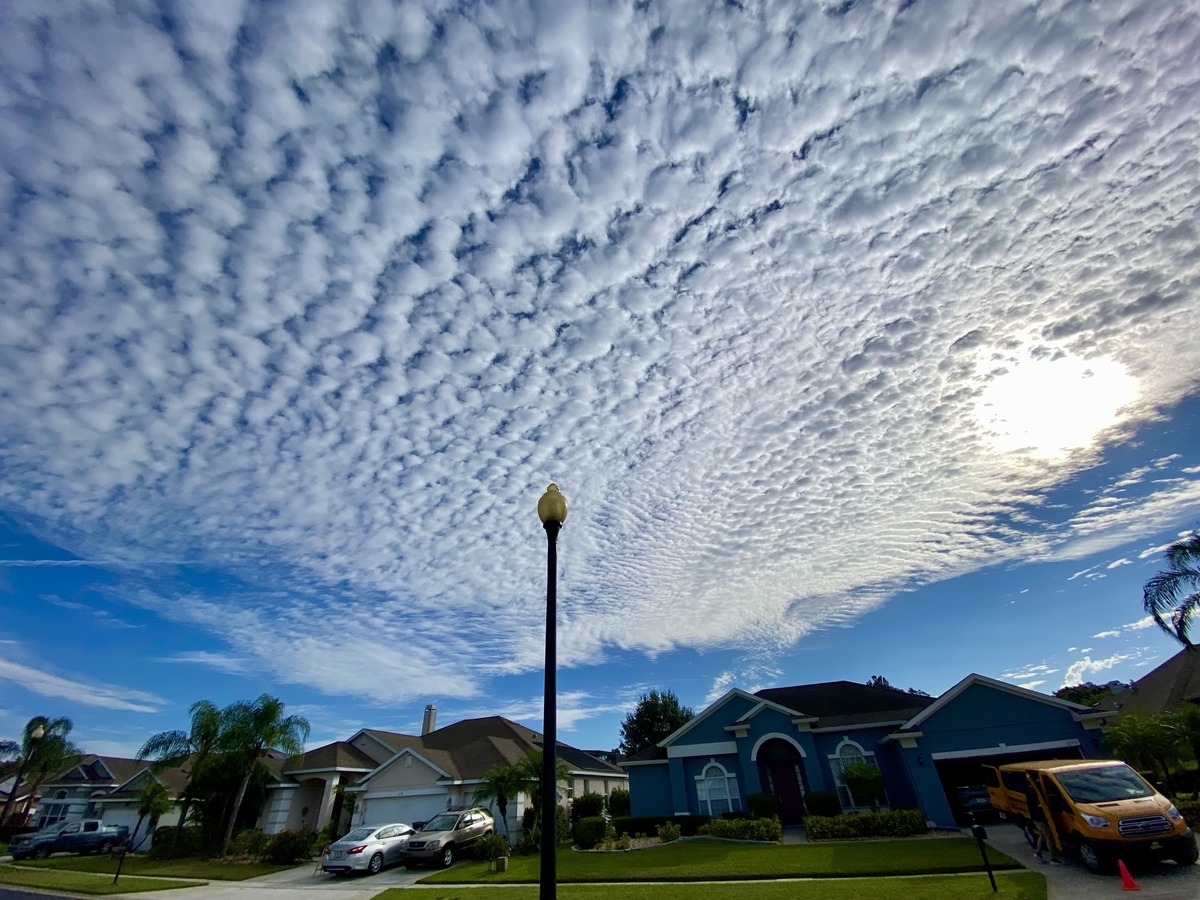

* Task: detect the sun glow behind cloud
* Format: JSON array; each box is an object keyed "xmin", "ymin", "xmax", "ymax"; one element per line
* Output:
[{"xmin": 975, "ymin": 354, "xmax": 1140, "ymax": 458}]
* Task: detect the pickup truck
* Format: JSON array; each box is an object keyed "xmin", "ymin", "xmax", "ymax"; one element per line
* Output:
[{"xmin": 8, "ymin": 819, "xmax": 130, "ymax": 860}]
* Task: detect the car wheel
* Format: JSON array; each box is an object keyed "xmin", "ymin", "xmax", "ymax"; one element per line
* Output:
[
  {"xmin": 98, "ymin": 840, "xmax": 114, "ymax": 855},
  {"xmin": 1173, "ymin": 835, "xmax": 1199, "ymax": 866},
  {"xmin": 1077, "ymin": 840, "xmax": 1107, "ymax": 874},
  {"xmin": 441, "ymin": 845, "xmax": 455, "ymax": 868},
  {"xmin": 33, "ymin": 848, "xmax": 51, "ymax": 860},
  {"xmin": 367, "ymin": 852, "xmax": 384, "ymax": 875}
]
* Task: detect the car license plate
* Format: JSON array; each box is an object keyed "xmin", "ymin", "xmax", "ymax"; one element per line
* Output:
[
  {"xmin": 331, "ymin": 850, "xmax": 345, "ymax": 859},
  {"xmin": 1150, "ymin": 842, "xmax": 1162, "ymax": 850}
]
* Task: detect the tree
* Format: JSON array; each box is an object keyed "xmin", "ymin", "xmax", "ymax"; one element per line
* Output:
[
  {"xmin": 1103, "ymin": 709, "xmax": 1185, "ymax": 790},
  {"xmin": 514, "ymin": 749, "xmax": 570, "ymax": 846},
  {"xmin": 217, "ymin": 695, "xmax": 309, "ymax": 854},
  {"xmin": 0, "ymin": 716, "xmax": 79, "ymax": 826},
  {"xmin": 618, "ymin": 690, "xmax": 695, "ymax": 756},
  {"xmin": 866, "ymin": 675, "xmax": 930, "ymax": 697},
  {"xmin": 1053, "ymin": 681, "xmax": 1123, "ymax": 707},
  {"xmin": 473, "ymin": 764, "xmax": 528, "ymax": 842},
  {"xmin": 137, "ymin": 700, "xmax": 223, "ymax": 849},
  {"xmin": 1143, "ymin": 530, "xmax": 1200, "ymax": 646},
  {"xmin": 131, "ymin": 778, "xmax": 172, "ymax": 851}
]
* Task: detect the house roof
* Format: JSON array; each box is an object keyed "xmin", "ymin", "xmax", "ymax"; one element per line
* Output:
[
  {"xmin": 283, "ymin": 741, "xmax": 379, "ymax": 774},
  {"xmin": 895, "ymin": 673, "xmax": 1092, "ymax": 733},
  {"xmin": 107, "ymin": 762, "xmax": 190, "ymax": 801},
  {"xmin": 45, "ymin": 755, "xmax": 148, "ymax": 789},
  {"xmin": 358, "ymin": 716, "xmax": 622, "ymax": 786},
  {"xmin": 755, "ymin": 681, "xmax": 937, "ymax": 722},
  {"xmin": 1095, "ymin": 647, "xmax": 1200, "ymax": 715}
]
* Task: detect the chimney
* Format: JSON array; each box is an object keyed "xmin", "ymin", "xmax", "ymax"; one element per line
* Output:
[{"xmin": 422, "ymin": 704, "xmax": 437, "ymax": 735}]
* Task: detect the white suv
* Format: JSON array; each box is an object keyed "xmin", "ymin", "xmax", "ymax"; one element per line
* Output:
[{"xmin": 402, "ymin": 807, "xmax": 494, "ymax": 868}]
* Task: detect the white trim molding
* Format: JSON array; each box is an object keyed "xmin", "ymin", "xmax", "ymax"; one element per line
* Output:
[
  {"xmin": 750, "ymin": 733, "xmax": 807, "ymax": 761},
  {"xmin": 930, "ymin": 739, "xmax": 1081, "ymax": 761},
  {"xmin": 667, "ymin": 741, "xmax": 738, "ymax": 759}
]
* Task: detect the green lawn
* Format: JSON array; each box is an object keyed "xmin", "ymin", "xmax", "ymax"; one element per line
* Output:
[
  {"xmin": 379, "ymin": 871, "xmax": 1045, "ymax": 900},
  {"xmin": 0, "ymin": 862, "xmax": 200, "ymax": 895},
  {"xmin": 12, "ymin": 854, "xmax": 296, "ymax": 880},
  {"xmin": 420, "ymin": 837, "xmax": 1019, "ymax": 884}
]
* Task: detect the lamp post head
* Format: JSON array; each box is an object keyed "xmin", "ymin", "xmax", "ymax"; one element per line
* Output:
[
  {"xmin": 30, "ymin": 724, "xmax": 45, "ymax": 742},
  {"xmin": 537, "ymin": 484, "xmax": 568, "ymax": 526}
]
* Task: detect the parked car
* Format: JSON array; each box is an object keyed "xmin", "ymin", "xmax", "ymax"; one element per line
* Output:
[
  {"xmin": 320, "ymin": 823, "xmax": 416, "ymax": 875},
  {"xmin": 9, "ymin": 820, "xmax": 129, "ymax": 860},
  {"xmin": 402, "ymin": 807, "xmax": 494, "ymax": 868},
  {"xmin": 954, "ymin": 784, "xmax": 996, "ymax": 823},
  {"xmin": 985, "ymin": 759, "xmax": 1197, "ymax": 874}
]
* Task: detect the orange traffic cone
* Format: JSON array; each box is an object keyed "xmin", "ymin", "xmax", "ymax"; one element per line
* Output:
[{"xmin": 1117, "ymin": 859, "xmax": 1140, "ymax": 891}]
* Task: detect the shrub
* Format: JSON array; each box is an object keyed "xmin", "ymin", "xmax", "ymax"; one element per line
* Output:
[
  {"xmin": 747, "ymin": 792, "xmax": 781, "ymax": 819},
  {"xmin": 804, "ymin": 791, "xmax": 842, "ymax": 818},
  {"xmin": 516, "ymin": 805, "xmax": 571, "ymax": 854},
  {"xmin": 804, "ymin": 808, "xmax": 927, "ymax": 841},
  {"xmin": 228, "ymin": 829, "xmax": 268, "ymax": 859},
  {"xmin": 148, "ymin": 825, "xmax": 205, "ymax": 859},
  {"xmin": 571, "ymin": 792, "xmax": 605, "ymax": 822},
  {"xmin": 261, "ymin": 829, "xmax": 315, "ymax": 864},
  {"xmin": 612, "ymin": 815, "xmax": 710, "ymax": 837},
  {"xmin": 840, "ymin": 762, "xmax": 887, "ymax": 809},
  {"xmin": 574, "ymin": 816, "xmax": 609, "ymax": 850},
  {"xmin": 473, "ymin": 832, "xmax": 511, "ymax": 861},
  {"xmin": 1176, "ymin": 799, "xmax": 1200, "ymax": 824},
  {"xmin": 655, "ymin": 821, "xmax": 681, "ymax": 843},
  {"xmin": 607, "ymin": 788, "xmax": 631, "ymax": 817},
  {"xmin": 699, "ymin": 816, "xmax": 782, "ymax": 842}
]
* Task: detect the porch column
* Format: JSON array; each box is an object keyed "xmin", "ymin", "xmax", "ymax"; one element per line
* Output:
[{"xmin": 315, "ymin": 777, "xmax": 339, "ymax": 831}]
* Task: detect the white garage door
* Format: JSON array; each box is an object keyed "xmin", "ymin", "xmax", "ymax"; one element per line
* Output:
[{"xmin": 361, "ymin": 795, "xmax": 447, "ymax": 827}]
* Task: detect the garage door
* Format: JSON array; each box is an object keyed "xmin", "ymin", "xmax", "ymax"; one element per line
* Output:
[
  {"xmin": 360, "ymin": 795, "xmax": 448, "ymax": 828},
  {"xmin": 933, "ymin": 742, "xmax": 1084, "ymax": 825}
]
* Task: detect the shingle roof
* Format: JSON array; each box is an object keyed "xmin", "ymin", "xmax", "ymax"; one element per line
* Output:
[
  {"xmin": 754, "ymin": 681, "xmax": 937, "ymax": 719},
  {"xmin": 283, "ymin": 741, "xmax": 378, "ymax": 773},
  {"xmin": 47, "ymin": 755, "xmax": 149, "ymax": 788},
  {"xmin": 1096, "ymin": 647, "xmax": 1200, "ymax": 715}
]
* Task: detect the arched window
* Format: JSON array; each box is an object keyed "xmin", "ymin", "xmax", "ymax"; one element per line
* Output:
[
  {"xmin": 828, "ymin": 740, "xmax": 881, "ymax": 809},
  {"xmin": 695, "ymin": 761, "xmax": 741, "ymax": 817}
]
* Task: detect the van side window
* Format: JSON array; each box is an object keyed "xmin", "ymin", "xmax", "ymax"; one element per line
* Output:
[
  {"xmin": 1001, "ymin": 770, "xmax": 1028, "ymax": 792},
  {"xmin": 983, "ymin": 768, "xmax": 999, "ymax": 788},
  {"xmin": 1042, "ymin": 776, "xmax": 1068, "ymax": 808}
]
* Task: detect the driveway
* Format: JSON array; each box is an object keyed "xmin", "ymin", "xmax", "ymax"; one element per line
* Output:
[
  {"xmin": 109, "ymin": 862, "xmax": 429, "ymax": 900},
  {"xmin": 980, "ymin": 821, "xmax": 1200, "ymax": 900}
]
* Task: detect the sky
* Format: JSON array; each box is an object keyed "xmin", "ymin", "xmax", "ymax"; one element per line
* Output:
[{"xmin": 1, "ymin": 0, "xmax": 1199, "ymax": 761}]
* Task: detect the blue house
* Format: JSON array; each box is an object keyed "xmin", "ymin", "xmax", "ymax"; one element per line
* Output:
[{"xmin": 621, "ymin": 674, "xmax": 1109, "ymax": 828}]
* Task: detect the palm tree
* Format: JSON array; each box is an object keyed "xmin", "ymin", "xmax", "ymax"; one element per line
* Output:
[
  {"xmin": 1, "ymin": 716, "xmax": 78, "ymax": 826},
  {"xmin": 218, "ymin": 695, "xmax": 309, "ymax": 853},
  {"xmin": 137, "ymin": 700, "xmax": 223, "ymax": 849},
  {"xmin": 473, "ymin": 765, "xmax": 528, "ymax": 841},
  {"xmin": 131, "ymin": 778, "xmax": 173, "ymax": 851},
  {"xmin": 1144, "ymin": 530, "xmax": 1200, "ymax": 646},
  {"xmin": 515, "ymin": 749, "xmax": 571, "ymax": 843}
]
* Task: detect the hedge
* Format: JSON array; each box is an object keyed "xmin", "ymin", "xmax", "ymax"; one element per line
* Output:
[
  {"xmin": 574, "ymin": 816, "xmax": 608, "ymax": 849},
  {"xmin": 1176, "ymin": 798, "xmax": 1200, "ymax": 824},
  {"xmin": 805, "ymin": 790, "xmax": 842, "ymax": 818},
  {"xmin": 607, "ymin": 788, "xmax": 631, "ymax": 817},
  {"xmin": 611, "ymin": 815, "xmax": 711, "ymax": 837},
  {"xmin": 571, "ymin": 792, "xmax": 605, "ymax": 822},
  {"xmin": 698, "ymin": 816, "xmax": 783, "ymax": 842},
  {"xmin": 804, "ymin": 808, "xmax": 927, "ymax": 840}
]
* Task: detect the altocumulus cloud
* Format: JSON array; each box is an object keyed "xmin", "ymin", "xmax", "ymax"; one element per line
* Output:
[{"xmin": 1, "ymin": 1, "xmax": 1199, "ymax": 703}]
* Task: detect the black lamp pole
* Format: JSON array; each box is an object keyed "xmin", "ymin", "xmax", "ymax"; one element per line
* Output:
[{"xmin": 537, "ymin": 484, "xmax": 567, "ymax": 900}]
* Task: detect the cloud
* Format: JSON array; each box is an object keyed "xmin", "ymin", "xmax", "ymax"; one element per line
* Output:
[
  {"xmin": 0, "ymin": 658, "xmax": 165, "ymax": 713},
  {"xmin": 1062, "ymin": 654, "xmax": 1134, "ymax": 687},
  {"xmin": 1125, "ymin": 616, "xmax": 1156, "ymax": 631},
  {"xmin": 1092, "ymin": 630, "xmax": 1120, "ymax": 639},
  {"xmin": 1002, "ymin": 665, "xmax": 1059, "ymax": 681},
  {"xmin": 156, "ymin": 651, "xmax": 253, "ymax": 676},
  {"xmin": 0, "ymin": 2, "xmax": 1199, "ymax": 707}
]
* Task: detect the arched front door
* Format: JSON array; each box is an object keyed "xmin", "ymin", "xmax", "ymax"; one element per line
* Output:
[{"xmin": 756, "ymin": 739, "xmax": 808, "ymax": 826}]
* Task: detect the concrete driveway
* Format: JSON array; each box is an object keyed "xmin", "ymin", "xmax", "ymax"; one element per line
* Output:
[
  {"xmin": 108, "ymin": 861, "xmax": 430, "ymax": 900},
  {"xmin": 981, "ymin": 821, "xmax": 1200, "ymax": 900}
]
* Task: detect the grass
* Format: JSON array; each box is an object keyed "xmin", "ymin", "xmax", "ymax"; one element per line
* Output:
[
  {"xmin": 0, "ymin": 862, "xmax": 200, "ymax": 895},
  {"xmin": 12, "ymin": 854, "xmax": 297, "ymax": 880},
  {"xmin": 378, "ymin": 871, "xmax": 1046, "ymax": 900},
  {"xmin": 419, "ymin": 837, "xmax": 1020, "ymax": 884}
]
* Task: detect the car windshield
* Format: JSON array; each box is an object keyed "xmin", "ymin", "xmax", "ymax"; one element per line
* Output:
[
  {"xmin": 1054, "ymin": 765, "xmax": 1154, "ymax": 803},
  {"xmin": 339, "ymin": 827, "xmax": 377, "ymax": 842},
  {"xmin": 422, "ymin": 814, "xmax": 460, "ymax": 832}
]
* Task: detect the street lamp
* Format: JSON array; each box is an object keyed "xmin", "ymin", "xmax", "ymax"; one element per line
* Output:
[
  {"xmin": 1, "ymin": 722, "xmax": 45, "ymax": 826},
  {"xmin": 537, "ymin": 483, "xmax": 567, "ymax": 900}
]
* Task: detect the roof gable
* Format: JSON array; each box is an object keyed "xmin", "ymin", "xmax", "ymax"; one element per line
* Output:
[
  {"xmin": 899, "ymin": 673, "xmax": 1090, "ymax": 732},
  {"xmin": 658, "ymin": 689, "xmax": 764, "ymax": 747},
  {"xmin": 1096, "ymin": 647, "xmax": 1200, "ymax": 715}
]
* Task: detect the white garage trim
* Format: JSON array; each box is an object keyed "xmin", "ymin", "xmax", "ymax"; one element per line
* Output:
[{"xmin": 931, "ymin": 739, "xmax": 1080, "ymax": 761}]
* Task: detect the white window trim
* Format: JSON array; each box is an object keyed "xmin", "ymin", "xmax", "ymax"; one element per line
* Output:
[
  {"xmin": 694, "ymin": 759, "xmax": 741, "ymax": 818},
  {"xmin": 826, "ymin": 739, "xmax": 883, "ymax": 810}
]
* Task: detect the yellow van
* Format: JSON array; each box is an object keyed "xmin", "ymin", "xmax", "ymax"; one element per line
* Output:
[{"xmin": 983, "ymin": 759, "xmax": 1197, "ymax": 874}]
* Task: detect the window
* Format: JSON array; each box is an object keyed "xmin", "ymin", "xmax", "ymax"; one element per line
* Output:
[
  {"xmin": 828, "ymin": 740, "xmax": 881, "ymax": 809},
  {"xmin": 695, "ymin": 761, "xmax": 741, "ymax": 817}
]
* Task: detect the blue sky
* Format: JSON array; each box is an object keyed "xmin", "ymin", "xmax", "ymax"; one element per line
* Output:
[{"xmin": 1, "ymin": 1, "xmax": 1198, "ymax": 759}]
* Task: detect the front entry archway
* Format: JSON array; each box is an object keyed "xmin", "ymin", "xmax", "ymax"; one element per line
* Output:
[{"xmin": 755, "ymin": 738, "xmax": 808, "ymax": 826}]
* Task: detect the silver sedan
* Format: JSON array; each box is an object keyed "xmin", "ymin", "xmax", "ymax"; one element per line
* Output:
[{"xmin": 321, "ymin": 823, "xmax": 416, "ymax": 875}]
